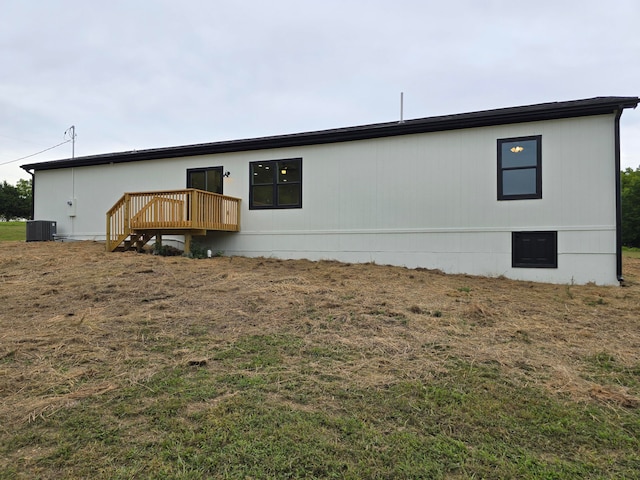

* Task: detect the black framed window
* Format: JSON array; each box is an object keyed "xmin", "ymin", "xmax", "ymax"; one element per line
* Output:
[
  {"xmin": 187, "ymin": 166, "xmax": 223, "ymax": 194},
  {"xmin": 498, "ymin": 135, "xmax": 541, "ymax": 200},
  {"xmin": 512, "ymin": 231, "xmax": 557, "ymax": 268},
  {"xmin": 250, "ymin": 158, "xmax": 302, "ymax": 209}
]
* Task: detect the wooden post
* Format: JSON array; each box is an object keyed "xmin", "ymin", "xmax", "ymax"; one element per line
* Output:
[
  {"xmin": 123, "ymin": 194, "xmax": 130, "ymax": 228},
  {"xmin": 236, "ymin": 199, "xmax": 241, "ymax": 231},
  {"xmin": 184, "ymin": 234, "xmax": 191, "ymax": 255},
  {"xmin": 106, "ymin": 213, "xmax": 111, "ymax": 251}
]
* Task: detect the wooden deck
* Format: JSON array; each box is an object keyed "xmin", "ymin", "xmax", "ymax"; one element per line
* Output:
[{"xmin": 106, "ymin": 189, "xmax": 241, "ymax": 252}]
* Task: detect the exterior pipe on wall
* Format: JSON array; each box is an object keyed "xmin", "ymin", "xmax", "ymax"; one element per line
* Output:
[{"xmin": 615, "ymin": 107, "xmax": 624, "ymax": 283}]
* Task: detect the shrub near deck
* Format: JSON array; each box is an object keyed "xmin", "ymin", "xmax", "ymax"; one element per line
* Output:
[{"xmin": 0, "ymin": 242, "xmax": 639, "ymax": 478}]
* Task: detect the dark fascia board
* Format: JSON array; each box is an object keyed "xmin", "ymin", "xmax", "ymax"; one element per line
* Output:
[{"xmin": 22, "ymin": 96, "xmax": 639, "ymax": 172}]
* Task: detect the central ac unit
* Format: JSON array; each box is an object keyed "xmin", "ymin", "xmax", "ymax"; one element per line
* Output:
[{"xmin": 26, "ymin": 220, "xmax": 57, "ymax": 242}]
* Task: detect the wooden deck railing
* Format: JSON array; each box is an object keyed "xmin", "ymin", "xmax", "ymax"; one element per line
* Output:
[{"xmin": 106, "ymin": 189, "xmax": 241, "ymax": 251}]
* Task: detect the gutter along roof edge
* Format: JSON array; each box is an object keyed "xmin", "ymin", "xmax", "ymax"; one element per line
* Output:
[{"xmin": 21, "ymin": 96, "xmax": 639, "ymax": 171}]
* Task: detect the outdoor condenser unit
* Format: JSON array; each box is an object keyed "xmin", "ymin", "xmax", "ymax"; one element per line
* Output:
[{"xmin": 26, "ymin": 220, "xmax": 57, "ymax": 242}]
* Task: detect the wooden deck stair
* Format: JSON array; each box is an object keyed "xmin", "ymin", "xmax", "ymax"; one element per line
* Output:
[
  {"xmin": 116, "ymin": 232, "xmax": 154, "ymax": 252},
  {"xmin": 106, "ymin": 189, "xmax": 241, "ymax": 252}
]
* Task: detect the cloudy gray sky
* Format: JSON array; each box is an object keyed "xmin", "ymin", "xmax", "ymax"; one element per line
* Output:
[{"xmin": 1, "ymin": 0, "xmax": 639, "ymax": 184}]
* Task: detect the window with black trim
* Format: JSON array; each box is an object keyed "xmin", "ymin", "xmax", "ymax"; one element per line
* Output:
[
  {"xmin": 250, "ymin": 158, "xmax": 302, "ymax": 209},
  {"xmin": 187, "ymin": 166, "xmax": 223, "ymax": 194},
  {"xmin": 498, "ymin": 135, "xmax": 541, "ymax": 200},
  {"xmin": 512, "ymin": 231, "xmax": 557, "ymax": 268}
]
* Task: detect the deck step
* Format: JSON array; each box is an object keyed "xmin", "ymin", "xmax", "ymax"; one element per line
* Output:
[{"xmin": 115, "ymin": 232, "xmax": 155, "ymax": 252}]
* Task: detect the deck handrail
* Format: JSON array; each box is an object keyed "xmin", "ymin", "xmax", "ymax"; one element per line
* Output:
[{"xmin": 106, "ymin": 189, "xmax": 241, "ymax": 251}]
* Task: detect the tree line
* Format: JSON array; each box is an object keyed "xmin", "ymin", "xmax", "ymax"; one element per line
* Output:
[
  {"xmin": 622, "ymin": 167, "xmax": 640, "ymax": 248},
  {"xmin": 1, "ymin": 171, "xmax": 640, "ymax": 246},
  {"xmin": 0, "ymin": 179, "xmax": 32, "ymax": 221}
]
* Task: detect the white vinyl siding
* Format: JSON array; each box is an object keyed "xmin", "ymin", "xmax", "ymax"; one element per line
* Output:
[{"xmin": 33, "ymin": 113, "xmax": 618, "ymax": 285}]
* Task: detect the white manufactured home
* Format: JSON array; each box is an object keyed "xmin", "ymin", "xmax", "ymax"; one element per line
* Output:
[{"xmin": 22, "ymin": 97, "xmax": 639, "ymax": 285}]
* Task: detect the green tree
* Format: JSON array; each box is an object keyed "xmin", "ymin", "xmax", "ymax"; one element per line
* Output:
[
  {"xmin": 621, "ymin": 167, "xmax": 640, "ymax": 248},
  {"xmin": 15, "ymin": 178, "xmax": 32, "ymax": 200},
  {"xmin": 0, "ymin": 178, "xmax": 32, "ymax": 221}
]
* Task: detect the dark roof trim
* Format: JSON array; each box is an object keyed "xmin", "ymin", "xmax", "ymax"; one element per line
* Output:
[{"xmin": 22, "ymin": 96, "xmax": 639, "ymax": 172}]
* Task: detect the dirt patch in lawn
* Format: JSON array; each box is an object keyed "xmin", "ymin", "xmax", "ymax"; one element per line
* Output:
[{"xmin": 1, "ymin": 241, "xmax": 639, "ymax": 428}]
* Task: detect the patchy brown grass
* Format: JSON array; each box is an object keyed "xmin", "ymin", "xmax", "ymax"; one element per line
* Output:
[{"xmin": 1, "ymin": 240, "xmax": 639, "ymax": 434}]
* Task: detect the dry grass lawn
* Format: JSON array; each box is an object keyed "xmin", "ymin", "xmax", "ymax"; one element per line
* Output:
[
  {"xmin": 1, "ymin": 241, "xmax": 639, "ymax": 476},
  {"xmin": 2, "ymin": 241, "xmax": 639, "ymax": 424}
]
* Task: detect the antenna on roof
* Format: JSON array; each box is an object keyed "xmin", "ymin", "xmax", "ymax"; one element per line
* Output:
[
  {"xmin": 64, "ymin": 125, "xmax": 76, "ymax": 159},
  {"xmin": 399, "ymin": 92, "xmax": 405, "ymax": 123}
]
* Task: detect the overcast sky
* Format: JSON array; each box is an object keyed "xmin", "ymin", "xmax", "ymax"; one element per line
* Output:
[{"xmin": 1, "ymin": 0, "xmax": 639, "ymax": 184}]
